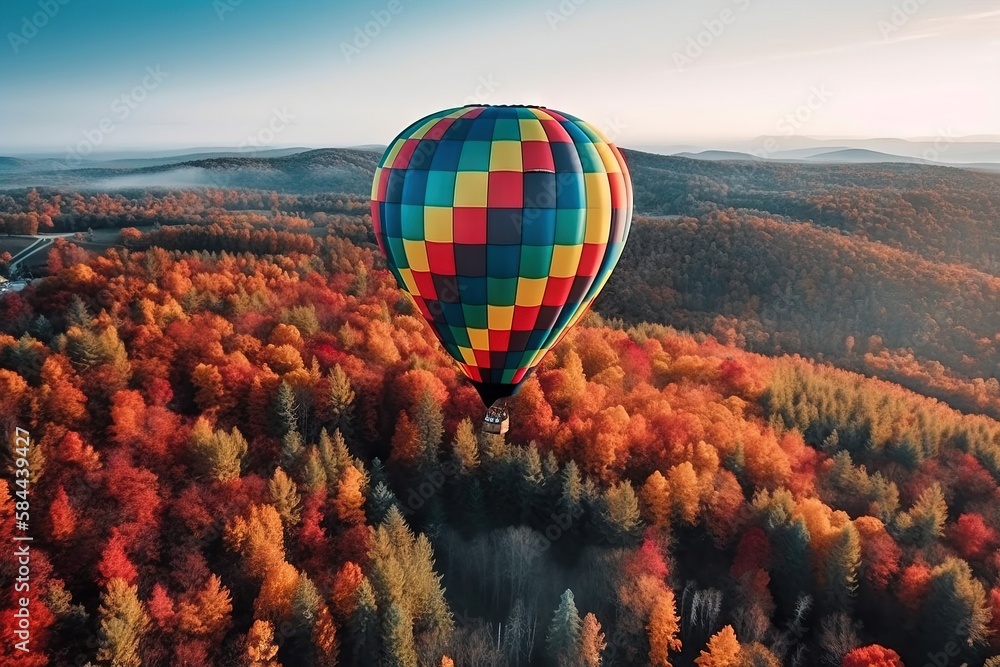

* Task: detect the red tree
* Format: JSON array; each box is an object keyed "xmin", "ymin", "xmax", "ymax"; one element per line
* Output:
[
  {"xmin": 947, "ymin": 513, "xmax": 996, "ymax": 562},
  {"xmin": 842, "ymin": 644, "xmax": 903, "ymax": 667}
]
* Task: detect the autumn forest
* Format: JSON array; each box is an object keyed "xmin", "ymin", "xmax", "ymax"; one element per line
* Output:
[{"xmin": 1, "ymin": 153, "xmax": 1000, "ymax": 667}]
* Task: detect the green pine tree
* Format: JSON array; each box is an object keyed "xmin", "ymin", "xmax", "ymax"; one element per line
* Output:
[
  {"xmin": 280, "ymin": 430, "xmax": 305, "ymax": 472},
  {"xmin": 918, "ymin": 557, "xmax": 991, "ymax": 658},
  {"xmin": 382, "ymin": 602, "xmax": 418, "ymax": 667},
  {"xmin": 349, "ymin": 578, "xmax": 379, "ymax": 667},
  {"xmin": 597, "ymin": 480, "xmax": 642, "ymax": 545},
  {"xmin": 268, "ymin": 467, "xmax": 302, "ymax": 526},
  {"xmin": 300, "ymin": 446, "xmax": 328, "ymax": 493},
  {"xmin": 66, "ymin": 294, "xmax": 92, "ymax": 328},
  {"xmin": 824, "ymin": 523, "xmax": 861, "ymax": 613},
  {"xmin": 547, "ymin": 589, "xmax": 583, "ymax": 667},
  {"xmin": 904, "ymin": 483, "xmax": 947, "ymax": 545},
  {"xmin": 189, "ymin": 421, "xmax": 247, "ymax": 482},
  {"xmin": 412, "ymin": 392, "xmax": 444, "ymax": 469},
  {"xmin": 325, "ymin": 364, "xmax": 356, "ymax": 439},
  {"xmin": 271, "ymin": 380, "xmax": 299, "ymax": 437},
  {"xmin": 367, "ymin": 482, "xmax": 400, "ymax": 525}
]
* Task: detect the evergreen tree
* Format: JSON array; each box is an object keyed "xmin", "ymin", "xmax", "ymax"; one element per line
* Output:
[
  {"xmin": 271, "ymin": 380, "xmax": 299, "ymax": 437},
  {"xmin": 324, "ymin": 364, "xmax": 356, "ymax": 439},
  {"xmin": 300, "ymin": 446, "xmax": 328, "ymax": 493},
  {"xmin": 280, "ymin": 430, "xmax": 304, "ymax": 472},
  {"xmin": 412, "ymin": 392, "xmax": 444, "ymax": 469},
  {"xmin": 770, "ymin": 517, "xmax": 812, "ymax": 616},
  {"xmin": 903, "ymin": 483, "xmax": 947, "ymax": 546},
  {"xmin": 318, "ymin": 428, "xmax": 352, "ymax": 489},
  {"xmin": 189, "ymin": 420, "xmax": 248, "ymax": 482},
  {"xmin": 346, "ymin": 577, "xmax": 379, "ymax": 667},
  {"xmin": 369, "ymin": 457, "xmax": 390, "ymax": 490},
  {"xmin": 596, "ymin": 480, "xmax": 642, "ymax": 545},
  {"xmin": 287, "ymin": 574, "xmax": 322, "ymax": 664},
  {"xmin": 66, "ymin": 294, "xmax": 92, "ymax": 328},
  {"xmin": 382, "ymin": 602, "xmax": 418, "ymax": 667},
  {"xmin": 268, "ymin": 466, "xmax": 302, "ymax": 526},
  {"xmin": 547, "ymin": 589, "xmax": 583, "ymax": 667},
  {"xmin": 918, "ymin": 557, "xmax": 991, "ymax": 658},
  {"xmin": 824, "ymin": 524, "xmax": 861, "ymax": 613},
  {"xmin": 558, "ymin": 461, "xmax": 584, "ymax": 525},
  {"xmin": 65, "ymin": 325, "xmax": 104, "ymax": 371},
  {"xmin": 451, "ymin": 418, "xmax": 480, "ymax": 472},
  {"xmin": 517, "ymin": 444, "xmax": 546, "ymax": 525},
  {"xmin": 459, "ymin": 478, "xmax": 489, "ymax": 536},
  {"xmin": 367, "ymin": 481, "xmax": 400, "ymax": 525}
]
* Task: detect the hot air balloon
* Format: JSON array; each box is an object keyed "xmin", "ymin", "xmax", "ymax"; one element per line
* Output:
[{"xmin": 371, "ymin": 105, "xmax": 633, "ymax": 433}]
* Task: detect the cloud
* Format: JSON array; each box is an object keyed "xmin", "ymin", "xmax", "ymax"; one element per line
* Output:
[
  {"xmin": 922, "ymin": 8, "xmax": 1000, "ymax": 23},
  {"xmin": 671, "ymin": 6, "xmax": 999, "ymax": 74},
  {"xmin": 676, "ymin": 34, "xmax": 929, "ymax": 73},
  {"xmin": 906, "ymin": 7, "xmax": 1000, "ymax": 38}
]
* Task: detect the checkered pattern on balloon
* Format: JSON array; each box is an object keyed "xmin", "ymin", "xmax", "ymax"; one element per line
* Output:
[{"xmin": 371, "ymin": 105, "xmax": 633, "ymax": 408}]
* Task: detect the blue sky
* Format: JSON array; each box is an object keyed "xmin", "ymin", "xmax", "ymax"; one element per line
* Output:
[{"xmin": 1, "ymin": 0, "xmax": 998, "ymax": 152}]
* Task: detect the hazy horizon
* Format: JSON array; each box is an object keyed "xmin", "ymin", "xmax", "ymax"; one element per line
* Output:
[
  {"xmin": 6, "ymin": 131, "xmax": 1000, "ymax": 152},
  {"xmin": 2, "ymin": 0, "xmax": 999, "ymax": 155}
]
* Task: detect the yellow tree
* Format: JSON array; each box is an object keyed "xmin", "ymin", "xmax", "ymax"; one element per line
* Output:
[
  {"xmin": 96, "ymin": 578, "xmax": 150, "ymax": 667},
  {"xmin": 175, "ymin": 574, "xmax": 233, "ymax": 642},
  {"xmin": 648, "ymin": 588, "xmax": 682, "ymax": 666},
  {"xmin": 451, "ymin": 418, "xmax": 480, "ymax": 472},
  {"xmin": 334, "ymin": 464, "xmax": 367, "ymax": 524},
  {"xmin": 640, "ymin": 470, "xmax": 671, "ymax": 530},
  {"xmin": 668, "ymin": 461, "xmax": 700, "ymax": 526},
  {"xmin": 695, "ymin": 625, "xmax": 741, "ymax": 667},
  {"xmin": 224, "ymin": 503, "xmax": 285, "ymax": 579},
  {"xmin": 240, "ymin": 619, "xmax": 280, "ymax": 667},
  {"xmin": 254, "ymin": 560, "xmax": 300, "ymax": 621}
]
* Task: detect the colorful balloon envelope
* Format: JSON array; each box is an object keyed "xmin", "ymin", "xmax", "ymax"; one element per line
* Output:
[{"xmin": 371, "ymin": 105, "xmax": 633, "ymax": 407}]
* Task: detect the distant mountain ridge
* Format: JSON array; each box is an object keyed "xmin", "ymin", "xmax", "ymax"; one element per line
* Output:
[
  {"xmin": 2, "ymin": 143, "xmax": 997, "ymax": 193},
  {"xmin": 0, "ymin": 148, "xmax": 382, "ymax": 192},
  {"xmin": 637, "ymin": 136, "xmax": 1000, "ymax": 165},
  {"xmin": 668, "ymin": 147, "xmax": 943, "ymax": 166}
]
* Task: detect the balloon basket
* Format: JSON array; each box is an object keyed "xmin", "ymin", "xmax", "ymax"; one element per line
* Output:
[{"xmin": 481, "ymin": 400, "xmax": 510, "ymax": 436}]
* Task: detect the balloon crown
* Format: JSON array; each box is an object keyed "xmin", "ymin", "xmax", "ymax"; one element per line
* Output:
[{"xmin": 464, "ymin": 104, "xmax": 549, "ymax": 109}]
